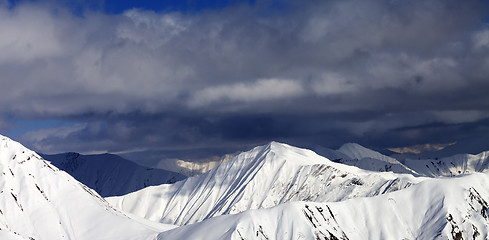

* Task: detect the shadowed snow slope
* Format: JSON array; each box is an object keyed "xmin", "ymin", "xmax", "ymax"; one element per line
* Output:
[
  {"xmin": 0, "ymin": 135, "xmax": 170, "ymax": 240},
  {"xmin": 107, "ymin": 142, "xmax": 421, "ymax": 225},
  {"xmin": 41, "ymin": 152, "xmax": 186, "ymax": 197},
  {"xmin": 404, "ymin": 151, "xmax": 489, "ymax": 177},
  {"xmin": 338, "ymin": 143, "xmax": 400, "ymax": 163},
  {"xmin": 314, "ymin": 143, "xmax": 419, "ymax": 175},
  {"xmin": 158, "ymin": 171, "xmax": 489, "ymax": 240}
]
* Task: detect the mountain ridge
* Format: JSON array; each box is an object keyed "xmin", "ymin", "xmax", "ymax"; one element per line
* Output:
[
  {"xmin": 404, "ymin": 150, "xmax": 489, "ymax": 177},
  {"xmin": 41, "ymin": 152, "xmax": 186, "ymax": 197},
  {"xmin": 313, "ymin": 143, "xmax": 419, "ymax": 175},
  {"xmin": 107, "ymin": 141, "xmax": 422, "ymax": 225},
  {"xmin": 157, "ymin": 171, "xmax": 489, "ymax": 240}
]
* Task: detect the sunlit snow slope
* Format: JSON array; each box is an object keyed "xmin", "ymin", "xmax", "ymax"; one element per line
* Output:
[
  {"xmin": 107, "ymin": 142, "xmax": 421, "ymax": 225},
  {"xmin": 158, "ymin": 171, "xmax": 489, "ymax": 240},
  {"xmin": 0, "ymin": 135, "xmax": 167, "ymax": 240},
  {"xmin": 41, "ymin": 152, "xmax": 186, "ymax": 197}
]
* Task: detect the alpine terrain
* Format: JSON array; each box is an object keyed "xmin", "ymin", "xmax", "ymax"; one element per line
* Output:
[
  {"xmin": 0, "ymin": 135, "xmax": 173, "ymax": 240},
  {"xmin": 41, "ymin": 152, "xmax": 186, "ymax": 197},
  {"xmin": 107, "ymin": 142, "xmax": 422, "ymax": 225},
  {"xmin": 158, "ymin": 171, "xmax": 489, "ymax": 240},
  {"xmin": 2, "ymin": 133, "xmax": 489, "ymax": 240}
]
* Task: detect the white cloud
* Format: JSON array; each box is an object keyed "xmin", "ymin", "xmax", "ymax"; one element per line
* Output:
[
  {"xmin": 118, "ymin": 9, "xmax": 190, "ymax": 49},
  {"xmin": 188, "ymin": 78, "xmax": 305, "ymax": 107},
  {"xmin": 0, "ymin": 6, "xmax": 66, "ymax": 63}
]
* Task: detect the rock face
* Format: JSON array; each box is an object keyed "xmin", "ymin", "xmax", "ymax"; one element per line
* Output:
[
  {"xmin": 42, "ymin": 152, "xmax": 186, "ymax": 197},
  {"xmin": 107, "ymin": 142, "xmax": 421, "ymax": 225},
  {"xmin": 0, "ymin": 135, "xmax": 165, "ymax": 240}
]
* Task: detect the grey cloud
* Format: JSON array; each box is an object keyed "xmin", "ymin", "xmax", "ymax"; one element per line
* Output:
[
  {"xmin": 1, "ymin": 0, "xmax": 489, "ymax": 159},
  {"xmin": 1, "ymin": 1, "xmax": 488, "ymax": 114},
  {"xmin": 17, "ymin": 110, "xmax": 489, "ymax": 158}
]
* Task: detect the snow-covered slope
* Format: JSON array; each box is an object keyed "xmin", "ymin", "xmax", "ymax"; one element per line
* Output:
[
  {"xmin": 0, "ymin": 135, "xmax": 170, "ymax": 239},
  {"xmin": 41, "ymin": 152, "xmax": 186, "ymax": 197},
  {"xmin": 404, "ymin": 151, "xmax": 489, "ymax": 177},
  {"xmin": 158, "ymin": 171, "xmax": 489, "ymax": 240},
  {"xmin": 107, "ymin": 142, "xmax": 421, "ymax": 225},
  {"xmin": 314, "ymin": 143, "xmax": 418, "ymax": 175}
]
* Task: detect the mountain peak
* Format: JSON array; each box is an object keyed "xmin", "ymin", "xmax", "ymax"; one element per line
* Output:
[
  {"xmin": 264, "ymin": 141, "xmax": 289, "ymax": 150},
  {"xmin": 253, "ymin": 141, "xmax": 328, "ymax": 167},
  {"xmin": 108, "ymin": 142, "xmax": 419, "ymax": 225}
]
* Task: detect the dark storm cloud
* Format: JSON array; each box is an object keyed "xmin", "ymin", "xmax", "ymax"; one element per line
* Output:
[
  {"xmin": 1, "ymin": 0, "xmax": 489, "ymax": 158},
  {"xmin": 370, "ymin": 118, "xmax": 489, "ymax": 156}
]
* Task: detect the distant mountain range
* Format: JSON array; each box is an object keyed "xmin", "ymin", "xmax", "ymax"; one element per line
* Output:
[
  {"xmin": 2, "ymin": 133, "xmax": 489, "ymax": 239},
  {"xmin": 314, "ymin": 142, "xmax": 489, "ymax": 177},
  {"xmin": 404, "ymin": 151, "xmax": 489, "ymax": 177},
  {"xmin": 40, "ymin": 152, "xmax": 186, "ymax": 197},
  {"xmin": 314, "ymin": 143, "xmax": 419, "ymax": 175}
]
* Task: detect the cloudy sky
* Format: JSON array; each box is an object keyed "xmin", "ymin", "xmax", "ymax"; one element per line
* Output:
[{"xmin": 1, "ymin": 0, "xmax": 488, "ymax": 162}]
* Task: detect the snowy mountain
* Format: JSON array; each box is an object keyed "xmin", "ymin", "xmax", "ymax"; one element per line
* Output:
[
  {"xmin": 0, "ymin": 135, "xmax": 172, "ymax": 239},
  {"xmin": 41, "ymin": 152, "xmax": 186, "ymax": 197},
  {"xmin": 4, "ymin": 132, "xmax": 489, "ymax": 239},
  {"xmin": 107, "ymin": 142, "xmax": 422, "ymax": 225},
  {"xmin": 314, "ymin": 143, "xmax": 489, "ymax": 178},
  {"xmin": 404, "ymin": 151, "xmax": 489, "ymax": 177},
  {"xmin": 157, "ymin": 171, "xmax": 489, "ymax": 240},
  {"xmin": 314, "ymin": 143, "xmax": 419, "ymax": 175}
]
